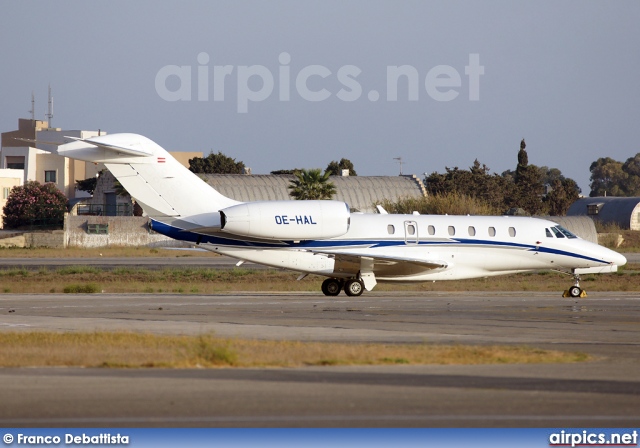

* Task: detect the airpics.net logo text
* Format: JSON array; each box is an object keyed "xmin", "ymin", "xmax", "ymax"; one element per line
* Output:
[{"xmin": 155, "ymin": 52, "xmax": 484, "ymax": 113}]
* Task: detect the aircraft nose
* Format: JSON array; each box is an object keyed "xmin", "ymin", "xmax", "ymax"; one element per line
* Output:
[
  {"xmin": 611, "ymin": 251, "xmax": 627, "ymax": 267},
  {"xmin": 600, "ymin": 245, "xmax": 627, "ymax": 266}
]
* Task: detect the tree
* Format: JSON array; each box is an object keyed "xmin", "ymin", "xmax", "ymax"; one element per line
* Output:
[
  {"xmin": 75, "ymin": 177, "xmax": 98, "ymax": 195},
  {"xmin": 2, "ymin": 181, "xmax": 68, "ymax": 229},
  {"xmin": 511, "ymin": 139, "xmax": 546, "ymax": 214},
  {"xmin": 544, "ymin": 178, "xmax": 580, "ymax": 215},
  {"xmin": 288, "ymin": 168, "xmax": 337, "ymax": 200},
  {"xmin": 325, "ymin": 158, "xmax": 357, "ymax": 176},
  {"xmin": 270, "ymin": 169, "xmax": 302, "ymax": 175},
  {"xmin": 189, "ymin": 151, "xmax": 245, "ymax": 174},
  {"xmin": 426, "ymin": 139, "xmax": 578, "ymax": 215},
  {"xmin": 537, "ymin": 166, "xmax": 564, "ymax": 186},
  {"xmin": 425, "ymin": 160, "xmax": 513, "ymax": 213},
  {"xmin": 75, "ymin": 169, "xmax": 106, "ymax": 195},
  {"xmin": 589, "ymin": 157, "xmax": 627, "ymax": 197},
  {"xmin": 621, "ymin": 153, "xmax": 640, "ymax": 196}
]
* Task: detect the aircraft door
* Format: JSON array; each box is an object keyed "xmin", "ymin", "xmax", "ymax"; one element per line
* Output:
[{"xmin": 404, "ymin": 220, "xmax": 419, "ymax": 244}]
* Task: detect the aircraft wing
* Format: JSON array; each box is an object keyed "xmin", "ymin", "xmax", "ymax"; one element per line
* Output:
[{"xmin": 309, "ymin": 249, "xmax": 449, "ymax": 275}]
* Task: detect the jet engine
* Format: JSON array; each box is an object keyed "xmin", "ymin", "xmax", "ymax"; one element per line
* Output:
[{"xmin": 219, "ymin": 200, "xmax": 350, "ymax": 240}]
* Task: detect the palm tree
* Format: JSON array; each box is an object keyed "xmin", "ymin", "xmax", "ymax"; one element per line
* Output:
[{"xmin": 288, "ymin": 168, "xmax": 337, "ymax": 200}]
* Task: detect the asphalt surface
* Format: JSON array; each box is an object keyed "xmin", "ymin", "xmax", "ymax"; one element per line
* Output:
[
  {"xmin": 0, "ymin": 256, "xmax": 264, "ymax": 270},
  {"xmin": 0, "ymin": 290, "xmax": 639, "ymax": 427}
]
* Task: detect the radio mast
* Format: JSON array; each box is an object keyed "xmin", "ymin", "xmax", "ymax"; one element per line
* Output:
[
  {"xmin": 28, "ymin": 91, "xmax": 35, "ymax": 120},
  {"xmin": 45, "ymin": 84, "xmax": 54, "ymax": 127}
]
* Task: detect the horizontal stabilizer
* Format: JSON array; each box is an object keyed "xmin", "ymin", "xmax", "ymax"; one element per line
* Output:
[
  {"xmin": 65, "ymin": 135, "xmax": 153, "ymax": 157},
  {"xmin": 54, "ymin": 134, "xmax": 161, "ymax": 164}
]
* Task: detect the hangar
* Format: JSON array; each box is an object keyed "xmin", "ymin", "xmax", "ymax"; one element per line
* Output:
[
  {"xmin": 567, "ymin": 197, "xmax": 640, "ymax": 231},
  {"xmin": 202, "ymin": 173, "xmax": 427, "ymax": 213}
]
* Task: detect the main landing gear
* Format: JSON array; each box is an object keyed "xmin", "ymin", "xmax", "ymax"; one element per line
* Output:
[
  {"xmin": 563, "ymin": 273, "xmax": 587, "ymax": 298},
  {"xmin": 321, "ymin": 278, "xmax": 365, "ymax": 297}
]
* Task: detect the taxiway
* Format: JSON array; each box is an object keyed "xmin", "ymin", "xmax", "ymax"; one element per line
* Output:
[{"xmin": 0, "ymin": 291, "xmax": 639, "ymax": 427}]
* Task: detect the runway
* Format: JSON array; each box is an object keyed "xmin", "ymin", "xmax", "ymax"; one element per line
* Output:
[{"xmin": 1, "ymin": 291, "xmax": 639, "ymax": 427}]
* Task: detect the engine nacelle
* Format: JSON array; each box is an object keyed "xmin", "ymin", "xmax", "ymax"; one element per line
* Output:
[{"xmin": 220, "ymin": 200, "xmax": 350, "ymax": 240}]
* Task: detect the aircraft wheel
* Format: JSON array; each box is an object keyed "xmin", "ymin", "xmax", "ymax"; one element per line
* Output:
[
  {"xmin": 344, "ymin": 278, "xmax": 364, "ymax": 297},
  {"xmin": 568, "ymin": 286, "xmax": 582, "ymax": 298},
  {"xmin": 321, "ymin": 278, "xmax": 342, "ymax": 296}
]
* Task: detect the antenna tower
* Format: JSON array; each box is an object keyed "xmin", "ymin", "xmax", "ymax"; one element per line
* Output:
[
  {"xmin": 28, "ymin": 91, "xmax": 35, "ymax": 120},
  {"xmin": 45, "ymin": 84, "xmax": 54, "ymax": 127},
  {"xmin": 393, "ymin": 156, "xmax": 404, "ymax": 175}
]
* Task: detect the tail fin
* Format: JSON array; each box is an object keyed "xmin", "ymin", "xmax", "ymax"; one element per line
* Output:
[{"xmin": 58, "ymin": 133, "xmax": 239, "ymax": 223}]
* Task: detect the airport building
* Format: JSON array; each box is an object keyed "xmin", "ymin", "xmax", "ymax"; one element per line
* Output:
[
  {"xmin": 1, "ymin": 119, "xmax": 103, "ymax": 199},
  {"xmin": 567, "ymin": 196, "xmax": 640, "ymax": 231},
  {"xmin": 0, "ymin": 118, "xmax": 201, "ymax": 226}
]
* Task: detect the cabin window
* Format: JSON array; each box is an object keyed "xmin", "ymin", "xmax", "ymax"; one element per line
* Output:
[
  {"xmin": 448, "ymin": 226, "xmax": 455, "ymax": 236},
  {"xmin": 406, "ymin": 224, "xmax": 416, "ymax": 235},
  {"xmin": 428, "ymin": 225, "xmax": 435, "ymax": 235},
  {"xmin": 509, "ymin": 227, "xmax": 516, "ymax": 237},
  {"xmin": 488, "ymin": 227, "xmax": 496, "ymax": 237},
  {"xmin": 468, "ymin": 226, "xmax": 476, "ymax": 236},
  {"xmin": 546, "ymin": 228, "xmax": 553, "ymax": 238},
  {"xmin": 551, "ymin": 227, "xmax": 565, "ymax": 238},
  {"xmin": 387, "ymin": 225, "xmax": 395, "ymax": 235}
]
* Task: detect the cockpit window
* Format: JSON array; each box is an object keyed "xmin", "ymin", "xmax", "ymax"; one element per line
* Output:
[
  {"xmin": 551, "ymin": 227, "xmax": 565, "ymax": 238},
  {"xmin": 555, "ymin": 225, "xmax": 577, "ymax": 239},
  {"xmin": 545, "ymin": 228, "xmax": 553, "ymax": 238}
]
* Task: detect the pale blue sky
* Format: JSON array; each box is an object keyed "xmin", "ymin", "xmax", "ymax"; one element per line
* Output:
[{"xmin": 2, "ymin": 1, "xmax": 639, "ymax": 192}]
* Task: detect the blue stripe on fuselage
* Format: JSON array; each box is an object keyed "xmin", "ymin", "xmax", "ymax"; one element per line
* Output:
[{"xmin": 150, "ymin": 219, "xmax": 610, "ymax": 265}]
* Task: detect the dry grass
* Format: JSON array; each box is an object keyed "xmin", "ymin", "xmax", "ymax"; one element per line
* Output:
[
  {"xmin": 0, "ymin": 264, "xmax": 638, "ymax": 294},
  {"xmin": 0, "ymin": 246, "xmax": 216, "ymax": 258},
  {"xmin": 0, "ymin": 332, "xmax": 589, "ymax": 368}
]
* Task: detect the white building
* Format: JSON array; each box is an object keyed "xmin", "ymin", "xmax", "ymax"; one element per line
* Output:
[
  {"xmin": 0, "ymin": 168, "xmax": 24, "ymax": 228},
  {"xmin": 1, "ymin": 118, "xmax": 104, "ymax": 199}
]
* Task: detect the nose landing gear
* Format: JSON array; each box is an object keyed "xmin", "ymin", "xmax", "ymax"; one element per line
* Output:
[{"xmin": 563, "ymin": 273, "xmax": 588, "ymax": 298}]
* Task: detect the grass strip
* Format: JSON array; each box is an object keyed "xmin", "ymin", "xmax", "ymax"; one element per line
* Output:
[
  {"xmin": 0, "ymin": 264, "xmax": 639, "ymax": 293},
  {"xmin": 0, "ymin": 332, "xmax": 589, "ymax": 368}
]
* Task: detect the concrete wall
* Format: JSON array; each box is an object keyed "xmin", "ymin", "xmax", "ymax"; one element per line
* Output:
[
  {"xmin": 79, "ymin": 170, "xmax": 134, "ymax": 215},
  {"xmin": 25, "ymin": 230, "xmax": 65, "ymax": 248},
  {"xmin": 0, "ymin": 231, "xmax": 65, "ymax": 248},
  {"xmin": 65, "ymin": 215, "xmax": 181, "ymax": 248}
]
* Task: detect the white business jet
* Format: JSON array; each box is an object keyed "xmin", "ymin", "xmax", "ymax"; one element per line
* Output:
[{"xmin": 53, "ymin": 134, "xmax": 626, "ymax": 298}]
